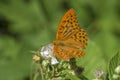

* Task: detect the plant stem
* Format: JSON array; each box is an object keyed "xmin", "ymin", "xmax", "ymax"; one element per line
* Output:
[{"xmin": 38, "ymin": 62, "xmax": 44, "ymax": 80}]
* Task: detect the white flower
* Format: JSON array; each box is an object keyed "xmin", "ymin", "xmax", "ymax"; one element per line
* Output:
[
  {"xmin": 115, "ymin": 65, "xmax": 120, "ymax": 74},
  {"xmin": 51, "ymin": 57, "xmax": 59, "ymax": 65},
  {"xmin": 94, "ymin": 69, "xmax": 104, "ymax": 79},
  {"xmin": 41, "ymin": 43, "xmax": 54, "ymax": 59},
  {"xmin": 113, "ymin": 74, "xmax": 119, "ymax": 79},
  {"xmin": 40, "ymin": 43, "xmax": 59, "ymax": 65}
]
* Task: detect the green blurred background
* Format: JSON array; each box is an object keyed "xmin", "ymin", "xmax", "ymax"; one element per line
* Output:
[{"xmin": 0, "ymin": 0, "xmax": 120, "ymax": 80}]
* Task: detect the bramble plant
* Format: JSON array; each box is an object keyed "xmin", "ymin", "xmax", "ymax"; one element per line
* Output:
[
  {"xmin": 0, "ymin": 0, "xmax": 120, "ymax": 80},
  {"xmin": 32, "ymin": 44, "xmax": 120, "ymax": 80},
  {"xmin": 30, "ymin": 8, "xmax": 120, "ymax": 80}
]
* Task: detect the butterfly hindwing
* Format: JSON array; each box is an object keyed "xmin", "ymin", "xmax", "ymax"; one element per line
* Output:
[
  {"xmin": 54, "ymin": 44, "xmax": 85, "ymax": 60},
  {"xmin": 69, "ymin": 28, "xmax": 88, "ymax": 48}
]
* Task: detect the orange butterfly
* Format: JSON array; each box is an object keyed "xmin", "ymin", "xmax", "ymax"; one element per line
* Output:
[{"xmin": 53, "ymin": 9, "xmax": 88, "ymax": 60}]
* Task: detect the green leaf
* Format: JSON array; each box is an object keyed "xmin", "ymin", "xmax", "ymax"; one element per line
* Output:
[
  {"xmin": 108, "ymin": 51, "xmax": 120, "ymax": 80},
  {"xmin": 76, "ymin": 40, "xmax": 106, "ymax": 79}
]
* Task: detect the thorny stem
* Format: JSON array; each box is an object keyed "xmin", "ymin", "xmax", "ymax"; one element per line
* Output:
[
  {"xmin": 51, "ymin": 65, "xmax": 55, "ymax": 78},
  {"xmin": 30, "ymin": 62, "xmax": 33, "ymax": 80},
  {"xmin": 45, "ymin": 64, "xmax": 48, "ymax": 79},
  {"xmin": 38, "ymin": 62, "xmax": 44, "ymax": 80},
  {"xmin": 33, "ymin": 72, "xmax": 39, "ymax": 80}
]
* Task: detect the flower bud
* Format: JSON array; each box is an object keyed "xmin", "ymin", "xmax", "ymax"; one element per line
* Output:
[
  {"xmin": 94, "ymin": 69, "xmax": 104, "ymax": 79},
  {"xmin": 113, "ymin": 74, "xmax": 119, "ymax": 79},
  {"xmin": 115, "ymin": 65, "xmax": 120, "ymax": 74}
]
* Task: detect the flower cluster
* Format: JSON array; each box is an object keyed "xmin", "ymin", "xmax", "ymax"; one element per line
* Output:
[
  {"xmin": 32, "ymin": 43, "xmax": 88, "ymax": 80},
  {"xmin": 40, "ymin": 43, "xmax": 59, "ymax": 65},
  {"xmin": 93, "ymin": 69, "xmax": 105, "ymax": 80},
  {"xmin": 113, "ymin": 65, "xmax": 120, "ymax": 79}
]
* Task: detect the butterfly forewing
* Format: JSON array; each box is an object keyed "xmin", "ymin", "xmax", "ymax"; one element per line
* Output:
[{"xmin": 56, "ymin": 9, "xmax": 80, "ymax": 40}]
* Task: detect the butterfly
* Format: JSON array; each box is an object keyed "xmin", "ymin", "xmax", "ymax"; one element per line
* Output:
[{"xmin": 53, "ymin": 9, "xmax": 88, "ymax": 60}]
